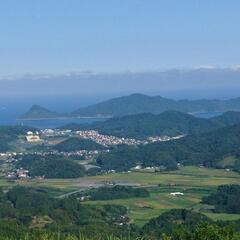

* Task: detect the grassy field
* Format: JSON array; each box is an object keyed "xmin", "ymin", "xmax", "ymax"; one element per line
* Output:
[
  {"xmin": 87, "ymin": 166, "xmax": 240, "ymax": 188},
  {"xmin": 1, "ymin": 166, "xmax": 240, "ymax": 226},
  {"xmin": 82, "ymin": 167, "xmax": 240, "ymax": 226}
]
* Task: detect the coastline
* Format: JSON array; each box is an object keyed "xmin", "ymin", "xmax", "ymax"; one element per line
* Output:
[{"xmin": 16, "ymin": 116, "xmax": 112, "ymax": 121}]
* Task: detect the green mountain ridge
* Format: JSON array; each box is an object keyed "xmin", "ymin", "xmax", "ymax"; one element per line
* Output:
[
  {"xmin": 73, "ymin": 93, "xmax": 240, "ymax": 117},
  {"xmin": 20, "ymin": 93, "xmax": 240, "ymax": 119},
  {"xmin": 62, "ymin": 110, "xmax": 240, "ymax": 139},
  {"xmin": 20, "ymin": 105, "xmax": 60, "ymax": 119}
]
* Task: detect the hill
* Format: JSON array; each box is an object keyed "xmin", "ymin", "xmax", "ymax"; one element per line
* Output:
[
  {"xmin": 17, "ymin": 154, "xmax": 86, "ymax": 178},
  {"xmin": 141, "ymin": 209, "xmax": 211, "ymax": 238},
  {"xmin": 97, "ymin": 123, "xmax": 240, "ymax": 171},
  {"xmin": 53, "ymin": 137, "xmax": 105, "ymax": 152},
  {"xmin": 20, "ymin": 105, "xmax": 60, "ymax": 119},
  {"xmin": 0, "ymin": 186, "xmax": 130, "ymax": 237},
  {"xmin": 0, "ymin": 125, "xmax": 36, "ymax": 151},
  {"xmin": 210, "ymin": 110, "xmax": 240, "ymax": 126},
  {"xmin": 21, "ymin": 94, "xmax": 240, "ymax": 119},
  {"xmin": 91, "ymin": 111, "xmax": 218, "ymax": 139},
  {"xmin": 62, "ymin": 111, "xmax": 240, "ymax": 140},
  {"xmin": 73, "ymin": 93, "xmax": 240, "ymax": 117}
]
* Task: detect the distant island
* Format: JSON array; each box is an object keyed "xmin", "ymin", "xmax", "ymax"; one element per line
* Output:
[
  {"xmin": 20, "ymin": 105, "xmax": 61, "ymax": 120},
  {"xmin": 19, "ymin": 93, "xmax": 240, "ymax": 120},
  {"xmin": 19, "ymin": 105, "xmax": 111, "ymax": 120}
]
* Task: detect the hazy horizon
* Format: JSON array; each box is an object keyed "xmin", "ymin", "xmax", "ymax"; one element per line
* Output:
[
  {"xmin": 1, "ymin": 68, "xmax": 240, "ymax": 101},
  {"xmin": 1, "ymin": 1, "xmax": 240, "ymax": 104}
]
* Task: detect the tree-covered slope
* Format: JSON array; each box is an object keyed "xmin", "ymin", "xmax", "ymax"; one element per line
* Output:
[
  {"xmin": 20, "ymin": 94, "xmax": 240, "ymax": 119},
  {"xmin": 16, "ymin": 154, "xmax": 86, "ymax": 178},
  {"xmin": 97, "ymin": 123, "xmax": 240, "ymax": 171},
  {"xmin": 141, "ymin": 209, "xmax": 211, "ymax": 238},
  {"xmin": 53, "ymin": 137, "xmax": 105, "ymax": 152},
  {"xmin": 73, "ymin": 93, "xmax": 240, "ymax": 117},
  {"xmin": 202, "ymin": 185, "xmax": 240, "ymax": 213},
  {"xmin": 61, "ymin": 111, "xmax": 240, "ymax": 140},
  {"xmin": 93, "ymin": 111, "xmax": 218, "ymax": 139},
  {"xmin": 210, "ymin": 111, "xmax": 240, "ymax": 127},
  {"xmin": 0, "ymin": 125, "xmax": 36, "ymax": 151},
  {"xmin": 0, "ymin": 186, "xmax": 130, "ymax": 237},
  {"xmin": 142, "ymin": 123, "xmax": 240, "ymax": 167},
  {"xmin": 20, "ymin": 105, "xmax": 60, "ymax": 119}
]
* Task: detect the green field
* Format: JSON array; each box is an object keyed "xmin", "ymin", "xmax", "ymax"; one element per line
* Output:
[
  {"xmin": 1, "ymin": 166, "xmax": 240, "ymax": 226},
  {"xmin": 83, "ymin": 167, "xmax": 240, "ymax": 226}
]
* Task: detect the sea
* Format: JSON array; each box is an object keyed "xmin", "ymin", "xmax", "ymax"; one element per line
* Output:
[
  {"xmin": 0, "ymin": 95, "xmax": 109, "ymax": 129},
  {"xmin": 0, "ymin": 96, "xmax": 224, "ymax": 129}
]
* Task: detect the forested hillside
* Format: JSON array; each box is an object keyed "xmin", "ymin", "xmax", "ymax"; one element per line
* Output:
[
  {"xmin": 62, "ymin": 111, "xmax": 240, "ymax": 140},
  {"xmin": 73, "ymin": 93, "xmax": 240, "ymax": 117},
  {"xmin": 202, "ymin": 185, "xmax": 240, "ymax": 213},
  {"xmin": 0, "ymin": 126, "xmax": 36, "ymax": 151},
  {"xmin": 0, "ymin": 186, "xmax": 240, "ymax": 240},
  {"xmin": 97, "ymin": 123, "xmax": 240, "ymax": 171},
  {"xmin": 16, "ymin": 154, "xmax": 86, "ymax": 178},
  {"xmin": 53, "ymin": 137, "xmax": 105, "ymax": 152}
]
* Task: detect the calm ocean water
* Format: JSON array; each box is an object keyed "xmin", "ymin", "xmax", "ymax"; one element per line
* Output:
[{"xmin": 0, "ymin": 96, "xmax": 107, "ymax": 129}]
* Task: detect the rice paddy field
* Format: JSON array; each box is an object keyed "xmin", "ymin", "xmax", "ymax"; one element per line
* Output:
[{"xmin": 1, "ymin": 166, "xmax": 240, "ymax": 226}]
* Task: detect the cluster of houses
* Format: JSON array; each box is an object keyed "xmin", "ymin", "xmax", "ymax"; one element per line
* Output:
[
  {"xmin": 147, "ymin": 134, "xmax": 185, "ymax": 143},
  {"xmin": 41, "ymin": 129, "xmax": 72, "ymax": 137},
  {"xmin": 75, "ymin": 130, "xmax": 185, "ymax": 146},
  {"xmin": 26, "ymin": 127, "xmax": 186, "ymax": 147},
  {"xmin": 76, "ymin": 130, "xmax": 142, "ymax": 146},
  {"xmin": 6, "ymin": 168, "xmax": 29, "ymax": 179}
]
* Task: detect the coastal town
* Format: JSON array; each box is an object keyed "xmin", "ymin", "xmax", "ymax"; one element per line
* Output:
[
  {"xmin": 27, "ymin": 128, "xmax": 185, "ymax": 146},
  {"xmin": 0, "ymin": 127, "xmax": 185, "ymax": 180}
]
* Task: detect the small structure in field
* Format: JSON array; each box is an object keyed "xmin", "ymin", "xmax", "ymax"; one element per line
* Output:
[{"xmin": 170, "ymin": 192, "xmax": 184, "ymax": 196}]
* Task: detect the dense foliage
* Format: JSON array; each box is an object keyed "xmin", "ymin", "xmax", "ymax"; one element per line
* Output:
[
  {"xmin": 62, "ymin": 111, "xmax": 240, "ymax": 140},
  {"xmin": 0, "ymin": 187, "xmax": 240, "ymax": 239},
  {"xmin": 97, "ymin": 123, "xmax": 240, "ymax": 171},
  {"xmin": 93, "ymin": 111, "xmax": 218, "ymax": 139},
  {"xmin": 0, "ymin": 125, "xmax": 35, "ymax": 151},
  {"xmin": 54, "ymin": 138, "xmax": 105, "ymax": 152},
  {"xmin": 162, "ymin": 223, "xmax": 240, "ymax": 240},
  {"xmin": 17, "ymin": 154, "xmax": 86, "ymax": 178},
  {"xmin": 141, "ymin": 209, "xmax": 211, "ymax": 238},
  {"xmin": 202, "ymin": 185, "xmax": 240, "ymax": 213},
  {"xmin": 0, "ymin": 186, "xmax": 131, "ymax": 238},
  {"xmin": 0, "ymin": 223, "xmax": 239, "ymax": 240},
  {"xmin": 96, "ymin": 145, "xmax": 143, "ymax": 171},
  {"xmin": 76, "ymin": 185, "xmax": 150, "ymax": 200}
]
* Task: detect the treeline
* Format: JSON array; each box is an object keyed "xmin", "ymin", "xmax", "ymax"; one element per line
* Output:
[
  {"xmin": 202, "ymin": 184, "xmax": 240, "ymax": 214},
  {"xmin": 75, "ymin": 185, "xmax": 150, "ymax": 200},
  {"xmin": 0, "ymin": 224, "xmax": 240, "ymax": 239},
  {"xmin": 16, "ymin": 154, "xmax": 86, "ymax": 178},
  {"xmin": 53, "ymin": 138, "xmax": 105, "ymax": 152}
]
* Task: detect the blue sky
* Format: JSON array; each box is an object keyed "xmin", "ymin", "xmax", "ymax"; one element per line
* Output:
[{"xmin": 0, "ymin": 0, "xmax": 240, "ymax": 76}]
